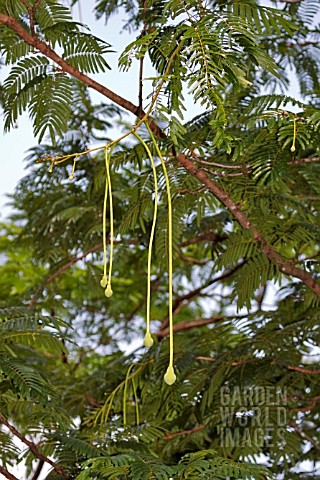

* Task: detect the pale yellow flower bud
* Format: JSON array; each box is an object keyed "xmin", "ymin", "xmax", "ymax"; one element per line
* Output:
[
  {"xmin": 164, "ymin": 365, "xmax": 176, "ymax": 385},
  {"xmin": 69, "ymin": 173, "xmax": 74, "ymax": 180},
  {"xmin": 144, "ymin": 332, "xmax": 154, "ymax": 348},
  {"xmin": 105, "ymin": 284, "xmax": 113, "ymax": 297},
  {"xmin": 100, "ymin": 275, "xmax": 108, "ymax": 288}
]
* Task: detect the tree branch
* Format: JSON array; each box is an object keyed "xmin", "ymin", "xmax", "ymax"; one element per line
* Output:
[
  {"xmin": 179, "ymin": 252, "xmax": 211, "ymax": 265},
  {"xmin": 286, "ymin": 41, "xmax": 319, "ymax": 48},
  {"xmin": 28, "ymin": 242, "xmax": 103, "ymax": 309},
  {"xmin": 290, "ymin": 421, "xmax": 320, "ymax": 451},
  {"xmin": 291, "ymin": 395, "xmax": 320, "ymax": 413},
  {"xmin": 287, "ymin": 365, "xmax": 320, "ymax": 375},
  {"xmin": 176, "ymin": 152, "xmax": 320, "ymax": 297},
  {"xmin": 159, "ymin": 263, "xmax": 244, "ymax": 331},
  {"xmin": 180, "ymin": 230, "xmax": 227, "ymax": 247},
  {"xmin": 43, "ymin": 243, "xmax": 103, "ymax": 286},
  {"xmin": 0, "ymin": 13, "xmax": 162, "ymax": 138},
  {"xmin": 157, "ymin": 315, "xmax": 223, "ymax": 338},
  {"xmin": 1, "ymin": 12, "xmax": 319, "ymax": 298},
  {"xmin": 0, "ymin": 466, "xmax": 19, "ymax": 480},
  {"xmin": 289, "ymin": 156, "xmax": 320, "ymax": 165},
  {"xmin": 0, "ymin": 415, "xmax": 69, "ymax": 478},
  {"xmin": 30, "ymin": 460, "xmax": 44, "ymax": 480},
  {"xmin": 163, "ymin": 423, "xmax": 206, "ymax": 440}
]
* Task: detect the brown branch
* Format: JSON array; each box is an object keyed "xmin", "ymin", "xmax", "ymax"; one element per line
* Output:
[
  {"xmin": 163, "ymin": 423, "xmax": 206, "ymax": 440},
  {"xmin": 178, "ymin": 186, "xmax": 207, "ymax": 195},
  {"xmin": 289, "ymin": 156, "xmax": 320, "ymax": 165},
  {"xmin": 28, "ymin": 242, "xmax": 103, "ymax": 309},
  {"xmin": 180, "ymin": 230, "xmax": 227, "ymax": 247},
  {"xmin": 20, "ymin": 0, "xmax": 42, "ymax": 36},
  {"xmin": 0, "ymin": 415, "xmax": 69, "ymax": 478},
  {"xmin": 176, "ymin": 152, "xmax": 320, "ymax": 297},
  {"xmin": 195, "ymin": 156, "xmax": 320, "ymax": 170},
  {"xmin": 286, "ymin": 41, "xmax": 319, "ymax": 48},
  {"xmin": 44, "ymin": 243, "xmax": 103, "ymax": 286},
  {"xmin": 291, "ymin": 395, "xmax": 320, "ymax": 413},
  {"xmin": 157, "ymin": 315, "xmax": 223, "ymax": 338},
  {"xmin": 0, "ymin": 466, "xmax": 19, "ymax": 480},
  {"xmin": 31, "ymin": 460, "xmax": 45, "ymax": 480},
  {"xmin": 287, "ymin": 365, "xmax": 320, "ymax": 375},
  {"xmin": 194, "ymin": 159, "xmax": 251, "ymax": 169},
  {"xmin": 1, "ymin": 12, "xmax": 319, "ymax": 298},
  {"xmin": 178, "ymin": 252, "xmax": 210, "ymax": 265},
  {"xmin": 290, "ymin": 421, "xmax": 320, "ymax": 451},
  {"xmin": 0, "ymin": 13, "xmax": 162, "ymax": 137},
  {"xmin": 159, "ymin": 262, "xmax": 244, "ymax": 331}
]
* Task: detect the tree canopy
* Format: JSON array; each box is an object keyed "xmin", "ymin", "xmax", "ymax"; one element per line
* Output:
[{"xmin": 0, "ymin": 0, "xmax": 320, "ymax": 478}]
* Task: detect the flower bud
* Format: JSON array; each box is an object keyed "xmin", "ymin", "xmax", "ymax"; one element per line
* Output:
[
  {"xmin": 164, "ymin": 365, "xmax": 176, "ymax": 385},
  {"xmin": 100, "ymin": 276, "xmax": 108, "ymax": 288},
  {"xmin": 144, "ymin": 332, "xmax": 154, "ymax": 348},
  {"xmin": 105, "ymin": 284, "xmax": 113, "ymax": 297}
]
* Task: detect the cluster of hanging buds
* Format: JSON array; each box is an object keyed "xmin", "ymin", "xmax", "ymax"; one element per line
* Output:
[
  {"xmin": 100, "ymin": 145, "xmax": 114, "ymax": 298},
  {"xmin": 100, "ymin": 123, "xmax": 176, "ymax": 385},
  {"xmin": 41, "ymin": 121, "xmax": 177, "ymax": 385}
]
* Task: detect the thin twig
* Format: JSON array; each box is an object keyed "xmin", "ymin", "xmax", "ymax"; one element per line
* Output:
[
  {"xmin": 289, "ymin": 156, "xmax": 320, "ymax": 165},
  {"xmin": 30, "ymin": 460, "xmax": 45, "ymax": 480},
  {"xmin": 180, "ymin": 230, "xmax": 227, "ymax": 247},
  {"xmin": 163, "ymin": 423, "xmax": 206, "ymax": 440},
  {"xmin": 178, "ymin": 187, "xmax": 207, "ymax": 195},
  {"xmin": 138, "ymin": 0, "xmax": 148, "ymax": 110},
  {"xmin": 194, "ymin": 158, "xmax": 251, "ymax": 169},
  {"xmin": 0, "ymin": 415, "xmax": 69, "ymax": 478},
  {"xmin": 179, "ymin": 252, "xmax": 211, "ymax": 265},
  {"xmin": 287, "ymin": 365, "xmax": 320, "ymax": 375},
  {"xmin": 291, "ymin": 395, "xmax": 320, "ymax": 413},
  {"xmin": 28, "ymin": 242, "xmax": 103, "ymax": 309},
  {"xmin": 157, "ymin": 315, "xmax": 223, "ymax": 338},
  {"xmin": 159, "ymin": 262, "xmax": 244, "ymax": 331},
  {"xmin": 290, "ymin": 421, "xmax": 320, "ymax": 451},
  {"xmin": 0, "ymin": 466, "xmax": 19, "ymax": 480}
]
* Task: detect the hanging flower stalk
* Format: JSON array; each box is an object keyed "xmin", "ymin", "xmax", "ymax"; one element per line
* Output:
[
  {"xmin": 145, "ymin": 123, "xmax": 176, "ymax": 386},
  {"xmin": 100, "ymin": 146, "xmax": 114, "ymax": 297},
  {"xmin": 290, "ymin": 114, "xmax": 297, "ymax": 152},
  {"xmin": 69, "ymin": 156, "xmax": 78, "ymax": 180},
  {"xmin": 132, "ymin": 131, "xmax": 158, "ymax": 349},
  {"xmin": 43, "ymin": 118, "xmax": 176, "ymax": 384}
]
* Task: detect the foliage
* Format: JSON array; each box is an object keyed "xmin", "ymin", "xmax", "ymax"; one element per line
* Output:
[{"xmin": 0, "ymin": 0, "xmax": 320, "ymax": 479}]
